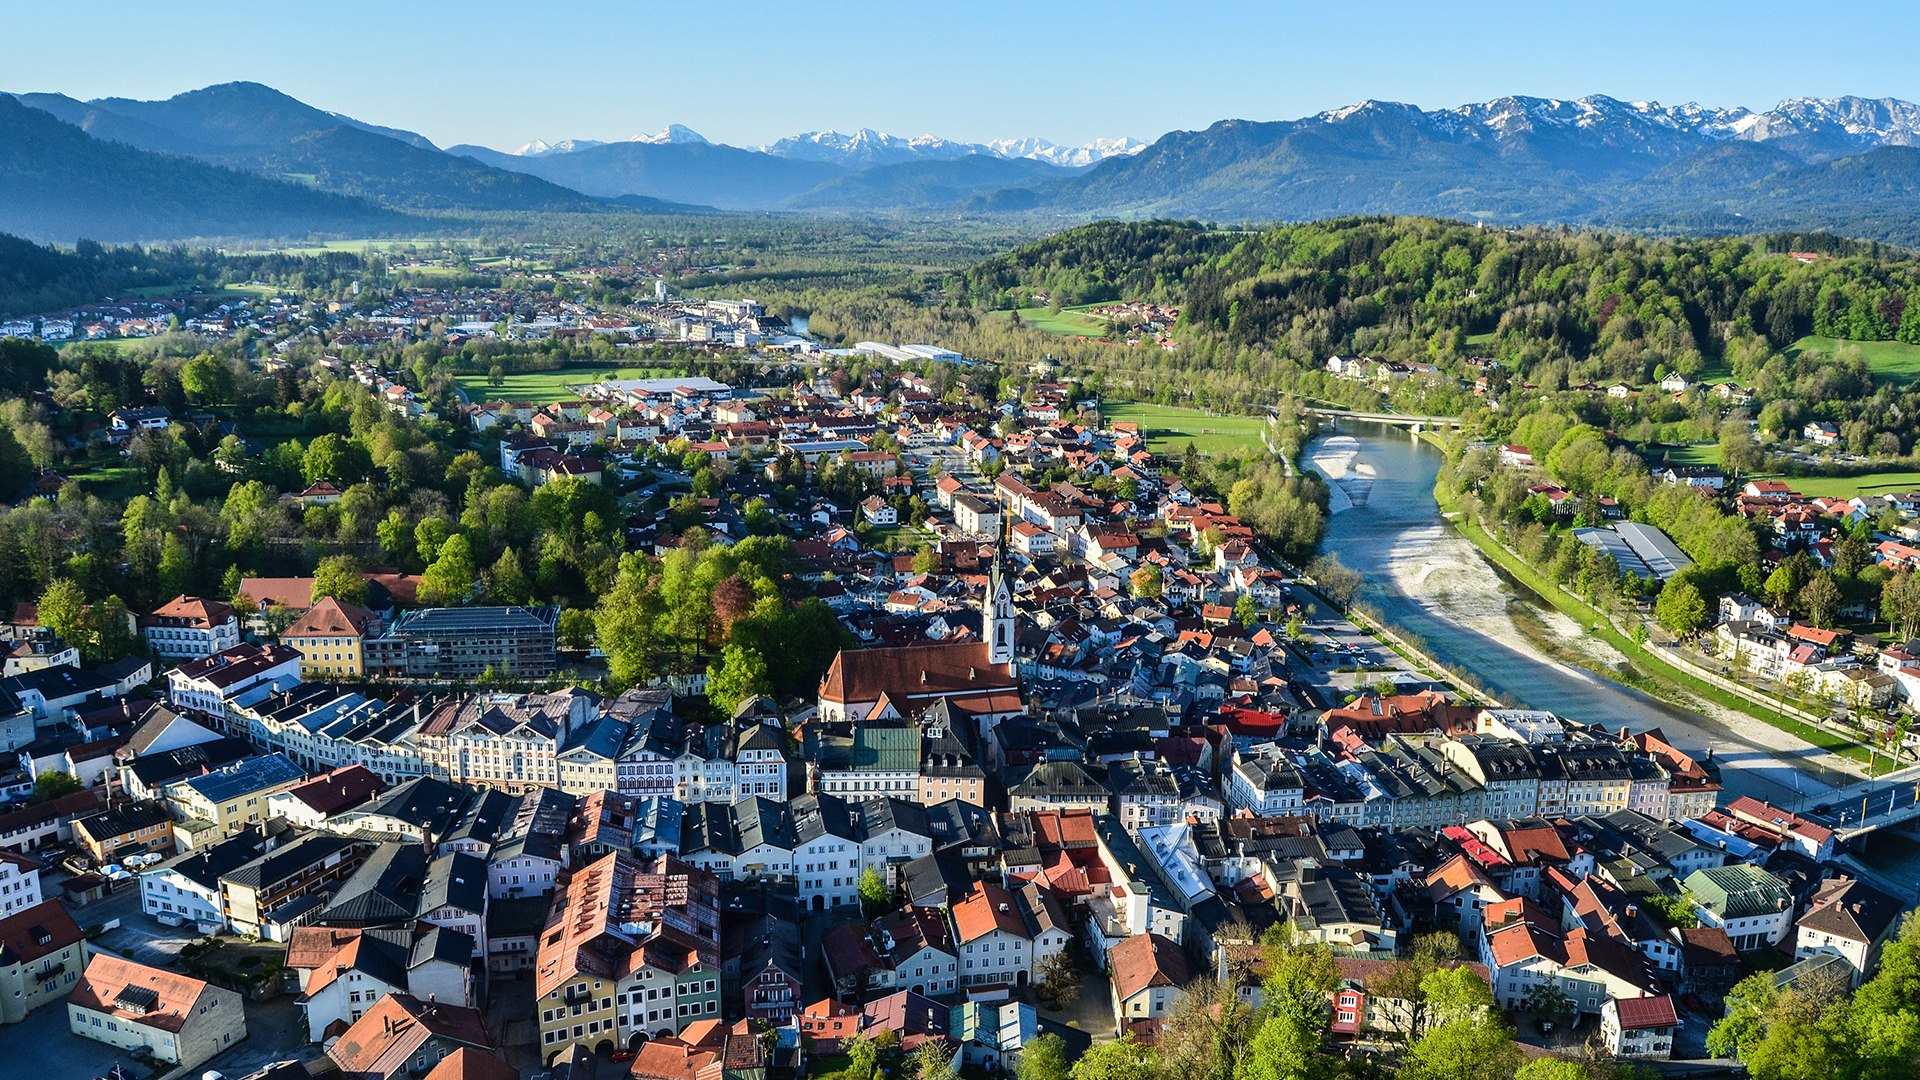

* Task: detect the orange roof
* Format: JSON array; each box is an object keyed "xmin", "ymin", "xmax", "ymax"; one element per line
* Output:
[
  {"xmin": 327, "ymin": 993, "xmax": 492, "ymax": 1078},
  {"xmin": 817, "ymin": 640, "xmax": 1013, "ymax": 705},
  {"xmin": 143, "ymin": 594, "xmax": 234, "ymax": 629},
  {"xmin": 1109, "ymin": 932, "xmax": 1192, "ymax": 1002},
  {"xmin": 422, "ymin": 1048, "xmax": 518, "ymax": 1080},
  {"xmin": 951, "ymin": 881, "xmax": 1027, "ymax": 944},
  {"xmin": 67, "ymin": 953, "xmax": 214, "ymax": 1034}
]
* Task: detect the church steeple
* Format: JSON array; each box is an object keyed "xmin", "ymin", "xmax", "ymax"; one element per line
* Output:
[{"xmin": 986, "ymin": 517, "xmax": 1014, "ymax": 666}]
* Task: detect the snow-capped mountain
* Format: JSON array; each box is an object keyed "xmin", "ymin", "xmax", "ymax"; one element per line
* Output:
[
  {"xmin": 508, "ymin": 125, "xmax": 707, "ymax": 156},
  {"xmin": 763, "ymin": 128, "xmax": 1146, "ymax": 168},
  {"xmin": 512, "ymin": 138, "xmax": 606, "ymax": 156},
  {"xmin": 628, "ymin": 123, "xmax": 708, "ymax": 146}
]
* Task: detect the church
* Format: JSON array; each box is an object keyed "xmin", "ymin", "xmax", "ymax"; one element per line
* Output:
[{"xmin": 815, "ymin": 544, "xmax": 1024, "ymax": 728}]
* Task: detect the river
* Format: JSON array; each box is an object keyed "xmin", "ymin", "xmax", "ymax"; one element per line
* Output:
[{"xmin": 1305, "ymin": 421, "xmax": 1860, "ymax": 808}]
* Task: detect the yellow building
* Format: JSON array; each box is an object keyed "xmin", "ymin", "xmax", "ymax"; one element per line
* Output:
[
  {"xmin": 283, "ymin": 597, "xmax": 374, "ymax": 678},
  {"xmin": 0, "ymin": 898, "xmax": 90, "ymax": 1024}
]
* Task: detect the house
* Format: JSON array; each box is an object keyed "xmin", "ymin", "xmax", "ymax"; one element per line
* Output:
[
  {"xmin": 0, "ymin": 850, "xmax": 42, "ymax": 919},
  {"xmin": 65, "ymin": 953, "xmax": 244, "ymax": 1068},
  {"xmin": 1684, "ymin": 864, "xmax": 1795, "ymax": 950},
  {"xmin": 861, "ymin": 496, "xmax": 898, "ymax": 526},
  {"xmin": 1598, "ymin": 994, "xmax": 1677, "ymax": 1059},
  {"xmin": 283, "ymin": 597, "xmax": 378, "ymax": 679},
  {"xmin": 1497, "ymin": 444, "xmax": 1534, "ymax": 468},
  {"xmin": 0, "ymin": 897, "xmax": 89, "ymax": 1023},
  {"xmin": 1794, "ymin": 877, "xmax": 1903, "ymax": 985},
  {"xmin": 267, "ymin": 765, "xmax": 387, "ymax": 830},
  {"xmin": 286, "ymin": 924, "xmax": 477, "ymax": 1041},
  {"xmin": 72, "ymin": 801, "xmax": 175, "ymax": 865},
  {"xmin": 138, "ymin": 830, "xmax": 268, "ymax": 934},
  {"xmin": 165, "ymin": 752, "xmax": 308, "ymax": 838},
  {"xmin": 366, "ymin": 606, "xmax": 560, "ymax": 680},
  {"xmin": 1804, "ymin": 421, "xmax": 1841, "ymax": 446},
  {"xmin": 326, "ymin": 993, "xmax": 496, "ymax": 1080},
  {"xmin": 140, "ymin": 596, "xmax": 240, "ymax": 660},
  {"xmin": 109, "ymin": 407, "xmax": 172, "ymax": 434},
  {"xmin": 951, "ymin": 881, "xmax": 1034, "ymax": 994},
  {"xmin": 167, "ymin": 643, "xmax": 304, "ymax": 720},
  {"xmin": 1659, "ymin": 373, "xmax": 1692, "ymax": 394},
  {"xmin": 1108, "ymin": 931, "xmax": 1192, "ymax": 1033},
  {"xmin": 219, "ymin": 832, "xmax": 366, "ymax": 940}
]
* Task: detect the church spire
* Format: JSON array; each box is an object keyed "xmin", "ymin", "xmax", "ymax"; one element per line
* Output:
[{"xmin": 986, "ymin": 511, "xmax": 1014, "ymax": 666}]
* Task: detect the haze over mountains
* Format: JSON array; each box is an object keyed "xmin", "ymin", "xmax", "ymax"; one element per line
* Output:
[{"xmin": 12, "ymin": 81, "xmax": 1920, "ymax": 244}]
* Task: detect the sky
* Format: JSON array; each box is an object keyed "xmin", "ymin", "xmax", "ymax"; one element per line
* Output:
[{"xmin": 10, "ymin": 0, "xmax": 1920, "ymax": 151}]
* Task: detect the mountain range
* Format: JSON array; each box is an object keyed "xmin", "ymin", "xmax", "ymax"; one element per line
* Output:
[{"xmin": 13, "ymin": 83, "xmax": 1920, "ymax": 244}]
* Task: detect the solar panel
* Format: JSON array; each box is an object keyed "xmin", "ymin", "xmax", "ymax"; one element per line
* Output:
[{"xmin": 115, "ymin": 983, "xmax": 160, "ymax": 1014}]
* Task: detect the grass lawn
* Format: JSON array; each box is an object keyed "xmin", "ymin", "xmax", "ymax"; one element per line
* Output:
[
  {"xmin": 1002, "ymin": 304, "xmax": 1111, "ymax": 337},
  {"xmin": 65, "ymin": 463, "xmax": 147, "ymax": 500},
  {"xmin": 1464, "ymin": 331, "xmax": 1496, "ymax": 347},
  {"xmin": 1658, "ymin": 444, "xmax": 1722, "ymax": 467},
  {"xmin": 455, "ymin": 366, "xmax": 672, "ymax": 402},
  {"xmin": 1786, "ymin": 470, "xmax": 1920, "ymax": 498},
  {"xmin": 1788, "ymin": 335, "xmax": 1920, "ymax": 387},
  {"xmin": 56, "ymin": 337, "xmax": 150, "ymax": 352},
  {"xmin": 1102, "ymin": 401, "xmax": 1268, "ymax": 456},
  {"xmin": 246, "ymin": 237, "xmax": 466, "ymax": 256}
]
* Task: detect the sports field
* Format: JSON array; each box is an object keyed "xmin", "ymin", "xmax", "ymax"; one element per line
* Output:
[
  {"xmin": 1101, "ymin": 401, "xmax": 1268, "ymax": 456},
  {"xmin": 1004, "ymin": 305, "xmax": 1110, "ymax": 337},
  {"xmin": 1788, "ymin": 335, "xmax": 1920, "ymax": 387},
  {"xmin": 1785, "ymin": 471, "xmax": 1920, "ymax": 498},
  {"xmin": 455, "ymin": 366, "xmax": 672, "ymax": 402}
]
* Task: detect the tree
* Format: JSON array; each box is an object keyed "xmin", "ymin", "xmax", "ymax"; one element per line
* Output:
[
  {"xmin": 1800, "ymin": 572, "xmax": 1842, "ymax": 628},
  {"xmin": 1159, "ymin": 978, "xmax": 1255, "ymax": 1080},
  {"xmin": 909, "ymin": 1042, "xmax": 957, "ymax": 1080},
  {"xmin": 1036, "ymin": 946, "xmax": 1081, "ymax": 1010},
  {"xmin": 180, "ymin": 353, "xmax": 234, "ymax": 404},
  {"xmin": 1234, "ymin": 592, "xmax": 1258, "ymax": 628},
  {"xmin": 418, "ymin": 534, "xmax": 477, "ymax": 606},
  {"xmin": 1069, "ymin": 1036, "xmax": 1158, "ymax": 1080},
  {"xmin": 596, "ymin": 557, "xmax": 665, "ymax": 688},
  {"xmin": 1765, "ymin": 564, "xmax": 1798, "ymax": 610},
  {"xmin": 301, "ymin": 432, "xmax": 370, "ymax": 485},
  {"xmin": 486, "ymin": 548, "xmax": 531, "ymax": 606},
  {"xmin": 707, "ymin": 643, "xmax": 771, "ymax": 715},
  {"xmin": 1400, "ymin": 1013, "xmax": 1521, "ymax": 1080},
  {"xmin": 1308, "ymin": 555, "xmax": 1362, "ymax": 609},
  {"xmin": 1512, "ymin": 1062, "xmax": 1591, "ymax": 1080},
  {"xmin": 558, "ymin": 608, "xmax": 595, "ymax": 651},
  {"xmin": 30, "ymin": 770, "xmax": 81, "ymax": 804},
  {"xmin": 312, "ymin": 555, "xmax": 368, "ymax": 606},
  {"xmin": 1520, "ymin": 982, "xmax": 1574, "ymax": 1032},
  {"xmin": 845, "ymin": 1033, "xmax": 880, "ymax": 1080},
  {"xmin": 36, "ymin": 578, "xmax": 87, "ymax": 648},
  {"xmin": 1018, "ymin": 1033, "xmax": 1071, "ymax": 1080},
  {"xmin": 1129, "ymin": 564, "xmax": 1163, "ymax": 599},
  {"xmin": 857, "ymin": 867, "xmax": 892, "ymax": 916},
  {"xmin": 1655, "ymin": 580, "xmax": 1707, "ymax": 637}
]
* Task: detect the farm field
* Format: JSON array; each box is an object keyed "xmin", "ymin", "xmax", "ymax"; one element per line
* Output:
[
  {"xmin": 454, "ymin": 366, "xmax": 673, "ymax": 402},
  {"xmin": 1785, "ymin": 471, "xmax": 1920, "ymax": 498},
  {"xmin": 1003, "ymin": 304, "xmax": 1110, "ymax": 337},
  {"xmin": 1101, "ymin": 401, "xmax": 1268, "ymax": 456},
  {"xmin": 1788, "ymin": 335, "xmax": 1920, "ymax": 387}
]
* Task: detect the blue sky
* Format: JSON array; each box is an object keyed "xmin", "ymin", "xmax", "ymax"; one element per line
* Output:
[{"xmin": 10, "ymin": 1, "xmax": 1920, "ymax": 150}]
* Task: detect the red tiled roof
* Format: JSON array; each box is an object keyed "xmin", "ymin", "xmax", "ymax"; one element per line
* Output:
[
  {"xmin": 1612, "ymin": 993, "xmax": 1678, "ymax": 1030},
  {"xmin": 67, "ymin": 953, "xmax": 213, "ymax": 1034}
]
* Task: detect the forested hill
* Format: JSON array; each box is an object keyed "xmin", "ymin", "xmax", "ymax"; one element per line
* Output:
[{"xmin": 957, "ymin": 217, "xmax": 1920, "ymax": 380}]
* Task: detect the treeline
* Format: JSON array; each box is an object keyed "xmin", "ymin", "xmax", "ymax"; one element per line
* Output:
[{"xmin": 0, "ymin": 232, "xmax": 383, "ymax": 318}]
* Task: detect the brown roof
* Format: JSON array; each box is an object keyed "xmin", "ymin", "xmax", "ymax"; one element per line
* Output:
[
  {"xmin": 239, "ymin": 577, "xmax": 316, "ymax": 611},
  {"xmin": 817, "ymin": 640, "xmax": 1012, "ymax": 705},
  {"xmin": 1797, "ymin": 877, "xmax": 1902, "ymax": 945},
  {"xmin": 327, "ymin": 993, "xmax": 492, "ymax": 1078},
  {"xmin": 66, "ymin": 953, "xmax": 214, "ymax": 1033},
  {"xmin": 285, "ymin": 596, "xmax": 375, "ymax": 639},
  {"xmin": 142, "ymin": 594, "xmax": 235, "ymax": 629},
  {"xmin": 422, "ymin": 1048, "xmax": 519, "ymax": 1080},
  {"xmin": 1612, "ymin": 994, "xmax": 1678, "ymax": 1030},
  {"xmin": 0, "ymin": 897, "xmax": 84, "ymax": 966},
  {"xmin": 1109, "ymin": 932, "xmax": 1192, "ymax": 1003},
  {"xmin": 278, "ymin": 765, "xmax": 385, "ymax": 816}
]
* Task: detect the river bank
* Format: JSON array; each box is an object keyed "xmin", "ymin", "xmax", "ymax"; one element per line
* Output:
[{"xmin": 1307, "ymin": 422, "xmax": 1857, "ymax": 804}]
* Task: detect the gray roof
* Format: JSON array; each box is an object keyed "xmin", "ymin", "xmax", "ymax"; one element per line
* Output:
[{"xmin": 180, "ymin": 753, "xmax": 305, "ymax": 802}]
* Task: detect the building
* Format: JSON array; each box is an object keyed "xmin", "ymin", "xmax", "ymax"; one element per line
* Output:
[
  {"xmin": 325, "ymin": 993, "xmax": 496, "ymax": 1080},
  {"xmin": 140, "ymin": 596, "xmax": 239, "ymax": 660},
  {"xmin": 951, "ymin": 881, "xmax": 1033, "ymax": 992},
  {"xmin": 267, "ymin": 765, "xmax": 387, "ymax": 830},
  {"xmin": 164, "ymin": 752, "xmax": 308, "ymax": 837},
  {"xmin": 0, "ymin": 850, "xmax": 42, "ymax": 918},
  {"xmin": 66, "ymin": 953, "xmax": 244, "ymax": 1067},
  {"xmin": 0, "ymin": 897, "xmax": 88, "ymax": 1023},
  {"xmin": 1794, "ymin": 877, "xmax": 1903, "ymax": 985},
  {"xmin": 1684, "ymin": 865, "xmax": 1795, "ymax": 950},
  {"xmin": 71, "ymin": 801, "xmax": 174, "ymax": 864},
  {"xmin": 284, "ymin": 597, "xmax": 378, "ymax": 678},
  {"xmin": 286, "ymin": 924, "xmax": 477, "ymax": 1041},
  {"xmin": 139, "ymin": 830, "xmax": 269, "ymax": 934},
  {"xmin": 367, "ymin": 606, "xmax": 560, "ymax": 680},
  {"xmin": 167, "ymin": 644, "xmax": 303, "ymax": 720},
  {"xmin": 1598, "ymin": 994, "xmax": 1678, "ymax": 1059},
  {"xmin": 533, "ymin": 853, "xmax": 723, "ymax": 1059},
  {"xmin": 219, "ymin": 832, "xmax": 366, "ymax": 939},
  {"xmin": 1108, "ymin": 932, "xmax": 1192, "ymax": 1032}
]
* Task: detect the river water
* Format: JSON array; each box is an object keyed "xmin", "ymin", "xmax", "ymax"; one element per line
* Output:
[{"xmin": 1305, "ymin": 421, "xmax": 1858, "ymax": 807}]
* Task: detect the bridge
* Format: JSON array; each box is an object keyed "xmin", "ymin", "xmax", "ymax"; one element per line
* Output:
[
  {"xmin": 1300, "ymin": 407, "xmax": 1463, "ymax": 429},
  {"xmin": 1797, "ymin": 764, "xmax": 1920, "ymax": 839}
]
